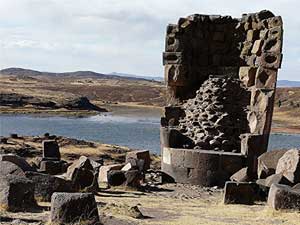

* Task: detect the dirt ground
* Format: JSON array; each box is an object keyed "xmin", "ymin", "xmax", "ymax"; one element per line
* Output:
[{"xmin": 1, "ymin": 183, "xmax": 300, "ymax": 225}]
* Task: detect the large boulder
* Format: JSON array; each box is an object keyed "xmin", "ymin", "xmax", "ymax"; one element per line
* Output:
[
  {"xmin": 0, "ymin": 175, "xmax": 36, "ymax": 212},
  {"xmin": 223, "ymin": 181, "xmax": 258, "ymax": 205},
  {"xmin": 257, "ymin": 150, "xmax": 288, "ymax": 179},
  {"xmin": 42, "ymin": 140, "xmax": 60, "ymax": 160},
  {"xmin": 268, "ymin": 183, "xmax": 300, "ymax": 210},
  {"xmin": 276, "ymin": 149, "xmax": 300, "ymax": 183},
  {"xmin": 50, "ymin": 192, "xmax": 100, "ymax": 225},
  {"xmin": 25, "ymin": 172, "xmax": 74, "ymax": 202},
  {"xmin": 126, "ymin": 150, "xmax": 151, "ymax": 171},
  {"xmin": 0, "ymin": 154, "xmax": 35, "ymax": 172},
  {"xmin": 65, "ymin": 156, "xmax": 95, "ymax": 190}
]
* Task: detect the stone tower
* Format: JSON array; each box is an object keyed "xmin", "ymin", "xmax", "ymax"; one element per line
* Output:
[{"xmin": 160, "ymin": 10, "xmax": 283, "ymax": 186}]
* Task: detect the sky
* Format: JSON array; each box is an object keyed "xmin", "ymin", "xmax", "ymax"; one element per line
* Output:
[{"xmin": 0, "ymin": 0, "xmax": 299, "ymax": 80}]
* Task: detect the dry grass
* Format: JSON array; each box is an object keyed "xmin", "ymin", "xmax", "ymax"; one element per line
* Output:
[{"xmin": 96, "ymin": 189, "xmax": 300, "ymax": 225}]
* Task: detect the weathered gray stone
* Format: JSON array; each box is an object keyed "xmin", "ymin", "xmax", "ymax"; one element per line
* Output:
[
  {"xmin": 25, "ymin": 172, "xmax": 74, "ymax": 202},
  {"xmin": 0, "ymin": 154, "xmax": 35, "ymax": 172},
  {"xmin": 257, "ymin": 150, "xmax": 288, "ymax": 179},
  {"xmin": 256, "ymin": 174, "xmax": 291, "ymax": 188},
  {"xmin": 223, "ymin": 181, "xmax": 257, "ymax": 205},
  {"xmin": 0, "ymin": 161, "xmax": 25, "ymax": 177},
  {"xmin": 268, "ymin": 183, "xmax": 300, "ymax": 210},
  {"xmin": 65, "ymin": 156, "xmax": 94, "ymax": 190},
  {"xmin": 50, "ymin": 192, "xmax": 100, "ymax": 224},
  {"xmin": 276, "ymin": 149, "xmax": 300, "ymax": 183},
  {"xmin": 98, "ymin": 164, "xmax": 124, "ymax": 184},
  {"xmin": 40, "ymin": 160, "xmax": 68, "ymax": 175},
  {"xmin": 126, "ymin": 150, "xmax": 151, "ymax": 171},
  {"xmin": 230, "ymin": 167, "xmax": 250, "ymax": 182},
  {"xmin": 0, "ymin": 175, "xmax": 36, "ymax": 212}
]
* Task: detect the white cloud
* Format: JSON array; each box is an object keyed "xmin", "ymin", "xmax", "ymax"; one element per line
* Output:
[{"xmin": 0, "ymin": 0, "xmax": 299, "ymax": 79}]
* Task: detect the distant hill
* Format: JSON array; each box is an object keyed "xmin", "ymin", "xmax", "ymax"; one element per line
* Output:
[
  {"xmin": 109, "ymin": 72, "xmax": 163, "ymax": 82},
  {"xmin": 277, "ymin": 80, "xmax": 300, "ymax": 87},
  {"xmin": 0, "ymin": 67, "xmax": 162, "ymax": 83}
]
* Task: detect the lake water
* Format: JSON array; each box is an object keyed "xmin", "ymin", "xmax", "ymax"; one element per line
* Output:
[{"xmin": 0, "ymin": 114, "xmax": 300, "ymax": 154}]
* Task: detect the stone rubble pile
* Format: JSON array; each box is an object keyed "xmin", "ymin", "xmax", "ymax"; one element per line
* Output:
[
  {"xmin": 223, "ymin": 148, "xmax": 300, "ymax": 211},
  {"xmin": 179, "ymin": 75, "xmax": 249, "ymax": 152},
  {"xmin": 0, "ymin": 137, "xmax": 153, "ymax": 224}
]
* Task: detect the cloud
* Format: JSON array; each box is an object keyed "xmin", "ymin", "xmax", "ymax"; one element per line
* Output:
[{"xmin": 0, "ymin": 0, "xmax": 299, "ymax": 80}]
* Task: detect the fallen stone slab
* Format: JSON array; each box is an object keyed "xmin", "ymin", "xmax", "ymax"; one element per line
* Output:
[
  {"xmin": 276, "ymin": 149, "xmax": 300, "ymax": 183},
  {"xmin": 268, "ymin": 183, "xmax": 300, "ymax": 210},
  {"xmin": 0, "ymin": 175, "xmax": 37, "ymax": 212},
  {"xmin": 98, "ymin": 164, "xmax": 124, "ymax": 184},
  {"xmin": 25, "ymin": 172, "xmax": 74, "ymax": 202},
  {"xmin": 126, "ymin": 150, "xmax": 151, "ymax": 171},
  {"xmin": 50, "ymin": 192, "xmax": 100, "ymax": 225},
  {"xmin": 230, "ymin": 167, "xmax": 250, "ymax": 182},
  {"xmin": 42, "ymin": 140, "xmax": 60, "ymax": 160},
  {"xmin": 223, "ymin": 181, "xmax": 257, "ymax": 205},
  {"xmin": 257, "ymin": 174, "xmax": 291, "ymax": 188},
  {"xmin": 257, "ymin": 150, "xmax": 287, "ymax": 179},
  {"xmin": 0, "ymin": 154, "xmax": 35, "ymax": 172}
]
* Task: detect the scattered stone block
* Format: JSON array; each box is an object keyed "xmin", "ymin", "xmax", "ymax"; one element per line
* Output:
[
  {"xmin": 25, "ymin": 172, "xmax": 74, "ymax": 202},
  {"xmin": 223, "ymin": 181, "xmax": 257, "ymax": 205},
  {"xmin": 107, "ymin": 170, "xmax": 126, "ymax": 186},
  {"xmin": 40, "ymin": 160, "xmax": 68, "ymax": 175},
  {"xmin": 276, "ymin": 149, "xmax": 300, "ymax": 183},
  {"xmin": 98, "ymin": 164, "xmax": 124, "ymax": 183},
  {"xmin": 50, "ymin": 192, "xmax": 100, "ymax": 225},
  {"xmin": 65, "ymin": 156, "xmax": 95, "ymax": 190},
  {"xmin": 257, "ymin": 150, "xmax": 288, "ymax": 179},
  {"xmin": 257, "ymin": 174, "xmax": 291, "ymax": 188},
  {"xmin": 268, "ymin": 183, "xmax": 300, "ymax": 210},
  {"xmin": 42, "ymin": 140, "xmax": 60, "ymax": 160},
  {"xmin": 126, "ymin": 150, "xmax": 151, "ymax": 171},
  {"xmin": 0, "ymin": 161, "xmax": 25, "ymax": 177},
  {"xmin": 125, "ymin": 170, "xmax": 142, "ymax": 187},
  {"xmin": 0, "ymin": 175, "xmax": 36, "ymax": 212},
  {"xmin": 230, "ymin": 167, "xmax": 250, "ymax": 182},
  {"xmin": 0, "ymin": 154, "xmax": 35, "ymax": 172}
]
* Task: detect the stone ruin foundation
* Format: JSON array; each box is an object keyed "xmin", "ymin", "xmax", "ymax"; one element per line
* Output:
[{"xmin": 160, "ymin": 10, "xmax": 283, "ymax": 186}]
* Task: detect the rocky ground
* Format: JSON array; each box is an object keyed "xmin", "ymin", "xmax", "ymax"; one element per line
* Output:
[{"xmin": 1, "ymin": 136, "xmax": 300, "ymax": 225}]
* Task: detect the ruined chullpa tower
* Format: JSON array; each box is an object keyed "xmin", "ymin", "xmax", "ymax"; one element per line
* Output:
[{"xmin": 160, "ymin": 10, "xmax": 283, "ymax": 186}]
